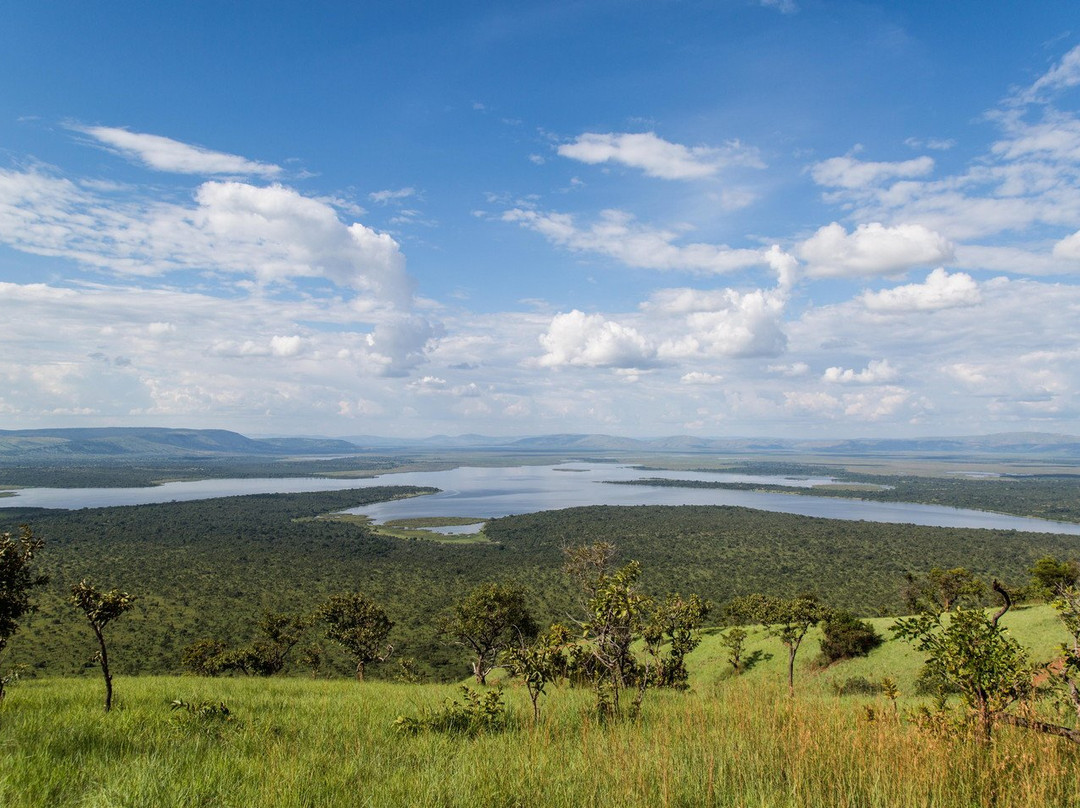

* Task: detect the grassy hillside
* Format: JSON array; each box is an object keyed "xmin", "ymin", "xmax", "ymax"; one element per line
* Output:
[{"xmin": 4, "ymin": 608, "xmax": 1080, "ymax": 808}]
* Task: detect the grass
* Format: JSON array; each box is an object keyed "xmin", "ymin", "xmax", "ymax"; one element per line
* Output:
[
  {"xmin": 307, "ymin": 512, "xmax": 493, "ymax": 544},
  {"xmin": 4, "ymin": 604, "xmax": 1080, "ymax": 807}
]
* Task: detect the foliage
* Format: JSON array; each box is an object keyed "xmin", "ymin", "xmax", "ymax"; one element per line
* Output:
[
  {"xmin": 506, "ymin": 623, "xmax": 570, "ymax": 723},
  {"xmin": 437, "ymin": 581, "xmax": 536, "ymax": 684},
  {"xmin": 903, "ymin": 567, "xmax": 986, "ymax": 613},
  {"xmin": 893, "ymin": 585, "xmax": 1034, "ymax": 739},
  {"xmin": 0, "ymin": 525, "xmax": 47, "ymax": 699},
  {"xmin": 1030, "ymin": 555, "xmax": 1080, "ymax": 600},
  {"xmin": 831, "ymin": 676, "xmax": 883, "ymax": 696},
  {"xmin": 817, "ymin": 610, "xmax": 883, "ymax": 665},
  {"xmin": 642, "ymin": 592, "xmax": 710, "ymax": 689},
  {"xmin": 181, "ymin": 638, "xmax": 229, "ymax": 676},
  {"xmin": 319, "ymin": 593, "xmax": 393, "ymax": 681},
  {"xmin": 69, "ymin": 579, "xmax": 135, "ymax": 711},
  {"xmin": 393, "ymin": 685, "xmax": 509, "ymax": 736},
  {"xmin": 729, "ymin": 593, "xmax": 830, "ymax": 697},
  {"xmin": 719, "ymin": 627, "xmax": 748, "ymax": 674}
]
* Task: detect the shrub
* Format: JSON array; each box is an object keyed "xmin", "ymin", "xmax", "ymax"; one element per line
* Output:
[
  {"xmin": 818, "ymin": 610, "xmax": 883, "ymax": 664},
  {"xmin": 394, "ymin": 686, "xmax": 510, "ymax": 736}
]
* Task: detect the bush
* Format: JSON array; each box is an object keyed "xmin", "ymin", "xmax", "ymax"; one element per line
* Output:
[
  {"xmin": 817, "ymin": 610, "xmax": 883, "ymax": 664},
  {"xmin": 393, "ymin": 686, "xmax": 510, "ymax": 736},
  {"xmin": 832, "ymin": 676, "xmax": 883, "ymax": 696}
]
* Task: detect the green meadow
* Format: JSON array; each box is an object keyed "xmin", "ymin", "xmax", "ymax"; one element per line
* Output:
[{"xmin": 3, "ymin": 606, "xmax": 1080, "ymax": 808}]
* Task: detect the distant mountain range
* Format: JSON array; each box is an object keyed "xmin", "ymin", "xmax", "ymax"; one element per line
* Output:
[{"xmin": 2, "ymin": 426, "xmax": 1076, "ymax": 460}]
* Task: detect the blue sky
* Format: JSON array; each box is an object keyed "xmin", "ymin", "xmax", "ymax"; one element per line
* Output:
[{"xmin": 1, "ymin": 1, "xmax": 1079, "ymax": 439}]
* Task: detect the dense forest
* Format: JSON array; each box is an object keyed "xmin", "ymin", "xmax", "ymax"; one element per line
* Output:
[
  {"xmin": 624, "ymin": 464, "xmax": 1080, "ymax": 523},
  {"xmin": 4, "ymin": 486, "xmax": 1080, "ymax": 681}
]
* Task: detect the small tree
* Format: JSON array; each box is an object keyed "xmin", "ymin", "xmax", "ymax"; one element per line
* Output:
[
  {"xmin": 731, "ymin": 593, "xmax": 830, "ymax": 697},
  {"xmin": 1030, "ymin": 555, "xmax": 1080, "ymax": 600},
  {"xmin": 438, "ymin": 582, "xmax": 537, "ymax": 685},
  {"xmin": 230, "ymin": 610, "xmax": 308, "ymax": 676},
  {"xmin": 506, "ymin": 623, "xmax": 570, "ymax": 723},
  {"xmin": 719, "ymin": 627, "xmax": 748, "ymax": 674},
  {"xmin": 319, "ymin": 593, "xmax": 393, "ymax": 681},
  {"xmin": 642, "ymin": 593, "xmax": 710, "ymax": 689},
  {"xmin": 893, "ymin": 581, "xmax": 1033, "ymax": 740},
  {"xmin": 0, "ymin": 526, "xmax": 48, "ymax": 700},
  {"xmin": 904, "ymin": 567, "xmax": 985, "ymax": 613},
  {"xmin": 70, "ymin": 580, "xmax": 135, "ymax": 712}
]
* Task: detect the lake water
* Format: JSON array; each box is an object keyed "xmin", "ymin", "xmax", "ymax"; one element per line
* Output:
[{"xmin": 3, "ymin": 462, "xmax": 1080, "ymax": 536}]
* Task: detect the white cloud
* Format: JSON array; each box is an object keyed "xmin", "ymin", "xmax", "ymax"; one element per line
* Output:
[
  {"xmin": 1053, "ymin": 230, "xmax": 1080, "ymax": 261},
  {"xmin": 654, "ymin": 287, "xmax": 788, "ymax": 359},
  {"xmin": 768, "ymin": 362, "xmax": 810, "ymax": 377},
  {"xmin": 860, "ymin": 268, "xmax": 981, "ymax": 312},
  {"xmin": 0, "ymin": 168, "xmax": 413, "ymax": 306},
  {"xmin": 1012, "ymin": 44, "xmax": 1080, "ymax": 105},
  {"xmin": 502, "ymin": 207, "xmax": 771, "ymax": 274},
  {"xmin": 680, "ymin": 371, "xmax": 724, "ymax": 384},
  {"xmin": 759, "ymin": 0, "xmax": 797, "ymax": 12},
  {"xmin": 810, "ymin": 155, "xmax": 934, "ymax": 189},
  {"xmin": 799, "ymin": 222, "xmax": 955, "ymax": 278},
  {"xmin": 557, "ymin": 131, "xmax": 763, "ymax": 180},
  {"xmin": 270, "ymin": 335, "xmax": 303, "ymax": 357},
  {"xmin": 369, "ymin": 187, "xmax": 417, "ymax": 204},
  {"xmin": 537, "ymin": 310, "xmax": 657, "ymax": 369},
  {"xmin": 823, "ymin": 359, "xmax": 899, "ymax": 384},
  {"xmin": 76, "ymin": 125, "xmax": 282, "ymax": 177}
]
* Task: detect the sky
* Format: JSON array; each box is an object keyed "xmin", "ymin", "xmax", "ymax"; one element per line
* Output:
[{"xmin": 1, "ymin": 1, "xmax": 1079, "ymax": 440}]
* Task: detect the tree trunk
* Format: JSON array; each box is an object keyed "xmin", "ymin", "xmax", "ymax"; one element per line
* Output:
[
  {"xmin": 473, "ymin": 660, "xmax": 487, "ymax": 685},
  {"xmin": 787, "ymin": 645, "xmax": 796, "ymax": 698},
  {"xmin": 355, "ymin": 660, "xmax": 365, "ymax": 682},
  {"xmin": 995, "ymin": 712, "xmax": 1080, "ymax": 743},
  {"xmin": 94, "ymin": 625, "xmax": 112, "ymax": 712}
]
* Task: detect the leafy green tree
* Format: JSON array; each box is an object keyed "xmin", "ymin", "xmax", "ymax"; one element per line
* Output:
[
  {"xmin": 0, "ymin": 526, "xmax": 48, "ymax": 700},
  {"xmin": 1030, "ymin": 555, "xmax": 1080, "ymax": 600},
  {"xmin": 438, "ymin": 582, "xmax": 537, "ymax": 685},
  {"xmin": 642, "ymin": 593, "xmax": 710, "ymax": 689},
  {"xmin": 904, "ymin": 567, "xmax": 986, "ymax": 613},
  {"xmin": 817, "ymin": 610, "xmax": 883, "ymax": 665},
  {"xmin": 69, "ymin": 580, "xmax": 135, "ymax": 711},
  {"xmin": 893, "ymin": 582, "xmax": 1033, "ymax": 740},
  {"xmin": 719, "ymin": 627, "xmax": 748, "ymax": 674},
  {"xmin": 731, "ymin": 593, "xmax": 830, "ymax": 697},
  {"xmin": 229, "ymin": 610, "xmax": 308, "ymax": 676},
  {"xmin": 180, "ymin": 638, "xmax": 229, "ymax": 676},
  {"xmin": 506, "ymin": 623, "xmax": 570, "ymax": 723},
  {"xmin": 319, "ymin": 593, "xmax": 393, "ymax": 681}
]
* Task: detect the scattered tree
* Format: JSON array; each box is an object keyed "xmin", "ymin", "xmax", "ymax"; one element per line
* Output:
[
  {"xmin": 817, "ymin": 610, "xmax": 884, "ymax": 665},
  {"xmin": 730, "ymin": 593, "xmax": 830, "ymax": 697},
  {"xmin": 893, "ymin": 581, "xmax": 1033, "ymax": 741},
  {"xmin": 438, "ymin": 582, "xmax": 537, "ymax": 685},
  {"xmin": 299, "ymin": 643, "xmax": 323, "ymax": 679},
  {"xmin": 70, "ymin": 580, "xmax": 135, "ymax": 711},
  {"xmin": 642, "ymin": 593, "xmax": 710, "ymax": 689},
  {"xmin": 319, "ymin": 593, "xmax": 393, "ymax": 681},
  {"xmin": 1030, "ymin": 555, "xmax": 1080, "ymax": 600},
  {"xmin": 180, "ymin": 638, "xmax": 229, "ymax": 676},
  {"xmin": 0, "ymin": 526, "xmax": 48, "ymax": 700},
  {"xmin": 719, "ymin": 627, "xmax": 748, "ymax": 674},
  {"xmin": 506, "ymin": 623, "xmax": 570, "ymax": 723},
  {"xmin": 903, "ymin": 567, "xmax": 985, "ymax": 614}
]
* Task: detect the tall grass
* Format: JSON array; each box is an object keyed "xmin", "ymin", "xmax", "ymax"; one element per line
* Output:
[{"xmin": 3, "ymin": 672, "xmax": 1080, "ymax": 807}]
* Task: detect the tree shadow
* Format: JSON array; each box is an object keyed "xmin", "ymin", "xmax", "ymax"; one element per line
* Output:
[{"xmin": 740, "ymin": 650, "xmax": 772, "ymax": 673}]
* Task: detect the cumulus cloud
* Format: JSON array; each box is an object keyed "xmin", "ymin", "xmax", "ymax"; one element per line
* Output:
[
  {"xmin": 557, "ymin": 132, "xmax": 763, "ymax": 180},
  {"xmin": 502, "ymin": 207, "xmax": 772, "ymax": 274},
  {"xmin": 1053, "ymin": 230, "xmax": 1080, "ymax": 261},
  {"xmin": 76, "ymin": 125, "xmax": 282, "ymax": 177},
  {"xmin": 654, "ymin": 287, "xmax": 788, "ymax": 359},
  {"xmin": 810, "ymin": 155, "xmax": 934, "ymax": 189},
  {"xmin": 0, "ymin": 168, "xmax": 413, "ymax": 305},
  {"xmin": 860, "ymin": 268, "xmax": 981, "ymax": 312},
  {"xmin": 537, "ymin": 310, "xmax": 657, "ymax": 368},
  {"xmin": 799, "ymin": 222, "xmax": 955, "ymax": 278},
  {"xmin": 823, "ymin": 359, "xmax": 899, "ymax": 384}
]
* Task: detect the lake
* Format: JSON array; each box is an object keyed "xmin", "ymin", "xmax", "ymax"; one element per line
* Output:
[{"xmin": 3, "ymin": 462, "xmax": 1080, "ymax": 536}]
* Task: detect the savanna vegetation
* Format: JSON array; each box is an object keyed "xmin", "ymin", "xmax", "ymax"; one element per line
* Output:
[{"xmin": 6, "ymin": 472, "xmax": 1080, "ymax": 806}]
